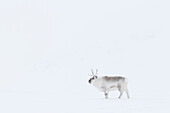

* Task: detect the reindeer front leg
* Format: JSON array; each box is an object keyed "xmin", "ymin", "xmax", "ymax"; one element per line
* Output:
[
  {"xmin": 104, "ymin": 91, "xmax": 108, "ymax": 99},
  {"xmin": 101, "ymin": 87, "xmax": 108, "ymax": 99}
]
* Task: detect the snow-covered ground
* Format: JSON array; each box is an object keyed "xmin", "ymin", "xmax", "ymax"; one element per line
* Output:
[
  {"xmin": 0, "ymin": 90, "xmax": 170, "ymax": 113},
  {"xmin": 0, "ymin": 0, "xmax": 170, "ymax": 113}
]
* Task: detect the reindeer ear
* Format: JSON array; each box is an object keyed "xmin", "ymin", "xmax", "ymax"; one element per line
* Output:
[{"xmin": 94, "ymin": 76, "xmax": 98, "ymax": 79}]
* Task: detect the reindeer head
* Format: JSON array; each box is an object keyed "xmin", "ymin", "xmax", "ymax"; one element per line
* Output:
[{"xmin": 88, "ymin": 69, "xmax": 98, "ymax": 84}]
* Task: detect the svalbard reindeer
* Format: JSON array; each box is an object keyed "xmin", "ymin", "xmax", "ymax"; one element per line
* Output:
[{"xmin": 88, "ymin": 69, "xmax": 130, "ymax": 99}]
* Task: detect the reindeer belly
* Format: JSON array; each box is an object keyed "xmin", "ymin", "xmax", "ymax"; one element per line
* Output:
[
  {"xmin": 98, "ymin": 83, "xmax": 118, "ymax": 92},
  {"xmin": 93, "ymin": 83, "xmax": 108, "ymax": 92},
  {"xmin": 93, "ymin": 79, "xmax": 119, "ymax": 92},
  {"xmin": 108, "ymin": 85, "xmax": 118, "ymax": 91},
  {"xmin": 105, "ymin": 83, "xmax": 118, "ymax": 91}
]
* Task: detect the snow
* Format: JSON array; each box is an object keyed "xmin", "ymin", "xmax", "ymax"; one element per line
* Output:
[
  {"xmin": 0, "ymin": 0, "xmax": 170, "ymax": 113},
  {"xmin": 0, "ymin": 91, "xmax": 170, "ymax": 113}
]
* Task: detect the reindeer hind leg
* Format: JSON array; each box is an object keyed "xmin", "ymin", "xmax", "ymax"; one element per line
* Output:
[
  {"xmin": 118, "ymin": 85, "xmax": 125, "ymax": 99},
  {"xmin": 126, "ymin": 89, "xmax": 130, "ymax": 99}
]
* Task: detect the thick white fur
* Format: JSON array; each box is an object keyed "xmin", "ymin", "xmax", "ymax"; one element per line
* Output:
[{"xmin": 91, "ymin": 75, "xmax": 129, "ymax": 99}]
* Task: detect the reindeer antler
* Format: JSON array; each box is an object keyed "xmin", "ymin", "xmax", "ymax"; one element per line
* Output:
[
  {"xmin": 89, "ymin": 68, "xmax": 98, "ymax": 76},
  {"xmin": 88, "ymin": 69, "xmax": 93, "ymax": 76},
  {"xmin": 91, "ymin": 69, "xmax": 94, "ymax": 75},
  {"xmin": 95, "ymin": 69, "xmax": 98, "ymax": 75}
]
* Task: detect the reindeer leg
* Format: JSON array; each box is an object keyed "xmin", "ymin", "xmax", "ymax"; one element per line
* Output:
[
  {"xmin": 104, "ymin": 92, "xmax": 108, "ymax": 99},
  {"xmin": 118, "ymin": 85, "xmax": 124, "ymax": 99},
  {"xmin": 126, "ymin": 89, "xmax": 130, "ymax": 99},
  {"xmin": 118, "ymin": 92, "xmax": 123, "ymax": 99}
]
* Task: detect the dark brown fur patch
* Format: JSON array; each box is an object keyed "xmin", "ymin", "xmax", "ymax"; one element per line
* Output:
[
  {"xmin": 88, "ymin": 78, "xmax": 94, "ymax": 84},
  {"xmin": 103, "ymin": 76, "xmax": 125, "ymax": 82}
]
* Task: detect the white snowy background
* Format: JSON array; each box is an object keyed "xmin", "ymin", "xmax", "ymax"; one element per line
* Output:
[{"xmin": 0, "ymin": 0, "xmax": 170, "ymax": 113}]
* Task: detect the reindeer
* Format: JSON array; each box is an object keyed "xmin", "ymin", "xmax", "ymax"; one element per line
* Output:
[{"xmin": 88, "ymin": 69, "xmax": 130, "ymax": 99}]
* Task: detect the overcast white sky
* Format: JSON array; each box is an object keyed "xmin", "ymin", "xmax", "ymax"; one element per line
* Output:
[{"xmin": 0, "ymin": 0, "xmax": 170, "ymax": 112}]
